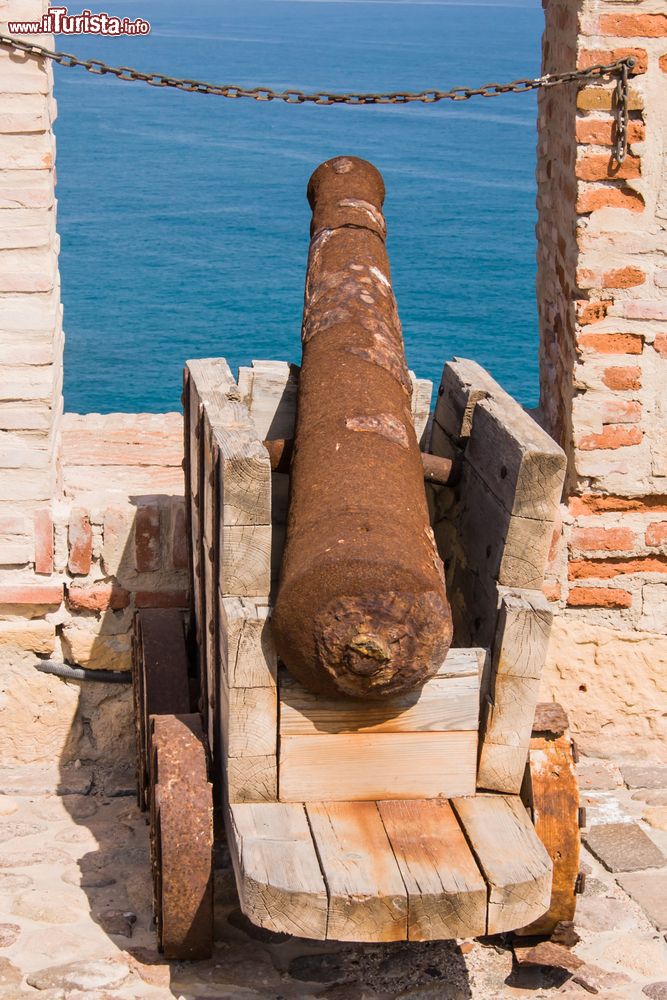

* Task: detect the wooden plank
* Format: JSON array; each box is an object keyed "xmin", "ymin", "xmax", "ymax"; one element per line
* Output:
[
  {"xmin": 227, "ymin": 756, "xmax": 277, "ymax": 804},
  {"xmin": 279, "ymin": 731, "xmax": 477, "ymax": 802},
  {"xmin": 279, "ymin": 671, "xmax": 479, "ymax": 736},
  {"xmin": 455, "ymin": 460, "xmax": 556, "ymax": 592},
  {"xmin": 221, "ymin": 523, "xmax": 272, "ymax": 597},
  {"xmin": 378, "ymin": 799, "xmax": 487, "ymax": 941},
  {"xmin": 220, "ymin": 595, "xmax": 276, "ymax": 689},
  {"xmin": 477, "ymin": 590, "xmax": 553, "ymax": 794},
  {"xmin": 409, "ymin": 373, "xmax": 432, "ymax": 446},
  {"xmin": 219, "ymin": 676, "xmax": 277, "ymax": 759},
  {"xmin": 238, "ymin": 360, "xmax": 299, "ymax": 441},
  {"xmin": 452, "ymin": 793, "xmax": 552, "ymax": 935},
  {"xmin": 306, "ymin": 801, "xmax": 407, "ymax": 942},
  {"xmin": 228, "ymin": 802, "xmax": 328, "ymax": 939},
  {"xmin": 212, "ymin": 422, "xmax": 271, "ymax": 528},
  {"xmin": 187, "ymin": 358, "xmax": 271, "ymax": 528},
  {"xmin": 433, "ymin": 357, "xmax": 498, "ymax": 442},
  {"xmin": 466, "ymin": 395, "xmax": 566, "ymax": 523}
]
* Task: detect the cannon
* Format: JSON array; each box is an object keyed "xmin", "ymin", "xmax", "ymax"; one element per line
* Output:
[{"xmin": 132, "ymin": 158, "xmax": 582, "ymax": 958}]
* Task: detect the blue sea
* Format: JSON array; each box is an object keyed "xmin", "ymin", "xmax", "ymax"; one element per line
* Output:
[{"xmin": 54, "ymin": 0, "xmax": 544, "ymax": 413}]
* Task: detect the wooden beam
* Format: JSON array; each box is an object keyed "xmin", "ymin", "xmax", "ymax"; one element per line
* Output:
[
  {"xmin": 220, "ymin": 595, "xmax": 276, "ymax": 689},
  {"xmin": 279, "ymin": 660, "xmax": 479, "ymax": 736},
  {"xmin": 306, "ymin": 801, "xmax": 407, "ymax": 942},
  {"xmin": 279, "ymin": 731, "xmax": 477, "ymax": 802},
  {"xmin": 226, "ymin": 756, "xmax": 277, "ymax": 804},
  {"xmin": 378, "ymin": 799, "xmax": 487, "ymax": 940},
  {"xmin": 452, "ymin": 793, "xmax": 552, "ymax": 935},
  {"xmin": 228, "ymin": 802, "xmax": 328, "ymax": 939},
  {"xmin": 477, "ymin": 590, "xmax": 553, "ymax": 794}
]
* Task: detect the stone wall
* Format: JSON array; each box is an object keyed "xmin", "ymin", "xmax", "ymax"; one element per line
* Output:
[
  {"xmin": 537, "ymin": 0, "xmax": 667, "ymax": 760},
  {"xmin": 0, "ymin": 0, "xmax": 188, "ymax": 773}
]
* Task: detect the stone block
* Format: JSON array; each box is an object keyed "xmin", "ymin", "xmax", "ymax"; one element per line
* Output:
[
  {"xmin": 577, "ymin": 757, "xmax": 623, "ymax": 790},
  {"xmin": 584, "ymin": 821, "xmax": 666, "ymax": 872},
  {"xmin": 0, "ymin": 168, "xmax": 54, "ymax": 210},
  {"xmin": 101, "ymin": 503, "xmax": 134, "ymax": 575},
  {"xmin": 622, "ymin": 764, "xmax": 667, "ymax": 790},
  {"xmin": 60, "ymin": 624, "xmax": 131, "ymax": 672}
]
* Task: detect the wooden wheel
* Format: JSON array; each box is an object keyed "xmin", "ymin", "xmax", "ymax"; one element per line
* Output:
[
  {"xmin": 149, "ymin": 713, "xmax": 214, "ymax": 960},
  {"xmin": 517, "ymin": 703, "xmax": 581, "ymax": 937}
]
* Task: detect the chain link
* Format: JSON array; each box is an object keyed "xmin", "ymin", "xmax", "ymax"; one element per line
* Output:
[{"xmin": 0, "ymin": 33, "xmax": 634, "ymax": 161}]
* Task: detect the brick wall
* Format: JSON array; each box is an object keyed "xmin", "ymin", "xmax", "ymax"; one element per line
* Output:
[{"xmin": 538, "ymin": 0, "xmax": 667, "ymax": 759}]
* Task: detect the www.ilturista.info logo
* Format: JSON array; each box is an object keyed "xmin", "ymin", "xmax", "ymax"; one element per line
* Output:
[{"xmin": 9, "ymin": 6, "xmax": 150, "ymax": 35}]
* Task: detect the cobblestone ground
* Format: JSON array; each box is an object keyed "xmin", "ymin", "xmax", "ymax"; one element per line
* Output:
[{"xmin": 1, "ymin": 757, "xmax": 667, "ymax": 1000}]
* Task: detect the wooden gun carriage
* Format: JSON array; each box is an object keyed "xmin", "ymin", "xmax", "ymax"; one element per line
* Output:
[{"xmin": 133, "ymin": 158, "xmax": 581, "ymax": 960}]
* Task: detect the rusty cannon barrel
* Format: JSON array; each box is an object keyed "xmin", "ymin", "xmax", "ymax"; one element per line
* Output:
[{"xmin": 272, "ymin": 156, "xmax": 453, "ymax": 700}]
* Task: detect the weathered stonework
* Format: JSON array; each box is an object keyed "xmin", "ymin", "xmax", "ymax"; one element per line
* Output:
[{"xmin": 538, "ymin": 0, "xmax": 667, "ymax": 759}]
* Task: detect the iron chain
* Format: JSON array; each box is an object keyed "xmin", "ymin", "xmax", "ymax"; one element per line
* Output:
[{"xmin": 0, "ymin": 33, "xmax": 634, "ymax": 162}]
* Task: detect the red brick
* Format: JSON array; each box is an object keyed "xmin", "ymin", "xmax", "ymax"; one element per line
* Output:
[
  {"xmin": 577, "ymin": 186, "xmax": 644, "ymax": 214},
  {"xmin": 571, "ymin": 527, "xmax": 635, "ymax": 552},
  {"xmin": 602, "ymin": 366, "xmax": 642, "ymax": 390},
  {"xmin": 654, "ymin": 334, "xmax": 667, "ymax": 358},
  {"xmin": 135, "ymin": 505, "xmax": 160, "ymax": 572},
  {"xmin": 570, "ymin": 494, "xmax": 667, "ymax": 515},
  {"xmin": 602, "ymin": 266, "xmax": 645, "ymax": 289},
  {"xmin": 542, "ymin": 581, "xmax": 562, "ymax": 602},
  {"xmin": 577, "ymin": 425, "xmax": 642, "ymax": 450},
  {"xmin": 33, "ymin": 508, "xmax": 53, "ymax": 575},
  {"xmin": 646, "ymin": 522, "xmax": 667, "ymax": 547},
  {"xmin": 577, "ymin": 299, "xmax": 612, "ymax": 326},
  {"xmin": 135, "ymin": 590, "xmax": 188, "ymax": 609},
  {"xmin": 67, "ymin": 583, "xmax": 130, "ymax": 613},
  {"xmin": 578, "ymin": 47, "xmax": 647, "ymax": 75},
  {"xmin": 576, "ymin": 154, "xmax": 641, "ymax": 182},
  {"xmin": 567, "ymin": 587, "xmax": 632, "ymax": 609},
  {"xmin": 661, "ymin": 54, "xmax": 667, "ymax": 73},
  {"xmin": 171, "ymin": 502, "xmax": 188, "ymax": 571},
  {"xmin": 602, "ymin": 399, "xmax": 641, "ymax": 424},
  {"xmin": 569, "ymin": 556, "xmax": 667, "ymax": 580},
  {"xmin": 599, "ymin": 14, "xmax": 667, "ymax": 38},
  {"xmin": 578, "ymin": 332, "xmax": 643, "ymax": 355},
  {"xmin": 68, "ymin": 509, "xmax": 92, "ymax": 576},
  {"xmin": 576, "ymin": 118, "xmax": 645, "ymax": 147},
  {"xmin": 0, "ymin": 584, "xmax": 63, "ymax": 605}
]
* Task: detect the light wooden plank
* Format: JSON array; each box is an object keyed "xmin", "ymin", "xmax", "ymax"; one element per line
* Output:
[
  {"xmin": 212, "ymin": 422, "xmax": 271, "ymax": 527},
  {"xmin": 220, "ymin": 595, "xmax": 276, "ymax": 688},
  {"xmin": 238, "ymin": 360, "xmax": 299, "ymax": 441},
  {"xmin": 187, "ymin": 357, "xmax": 272, "ymax": 528},
  {"xmin": 378, "ymin": 799, "xmax": 487, "ymax": 941},
  {"xmin": 477, "ymin": 590, "xmax": 553, "ymax": 794},
  {"xmin": 452, "ymin": 793, "xmax": 552, "ymax": 935},
  {"xmin": 221, "ymin": 523, "xmax": 272, "ymax": 597},
  {"xmin": 409, "ymin": 373, "xmax": 433, "ymax": 445},
  {"xmin": 226, "ymin": 755, "xmax": 277, "ymax": 804},
  {"xmin": 228, "ymin": 802, "xmax": 328, "ymax": 939},
  {"xmin": 433, "ymin": 357, "xmax": 497, "ymax": 442},
  {"xmin": 279, "ymin": 671, "xmax": 479, "ymax": 736},
  {"xmin": 466, "ymin": 395, "xmax": 566, "ymax": 523},
  {"xmin": 306, "ymin": 801, "xmax": 407, "ymax": 942},
  {"xmin": 219, "ymin": 676, "xmax": 277, "ymax": 759},
  {"xmin": 279, "ymin": 731, "xmax": 477, "ymax": 802},
  {"xmin": 436, "ymin": 647, "xmax": 483, "ymax": 678}
]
